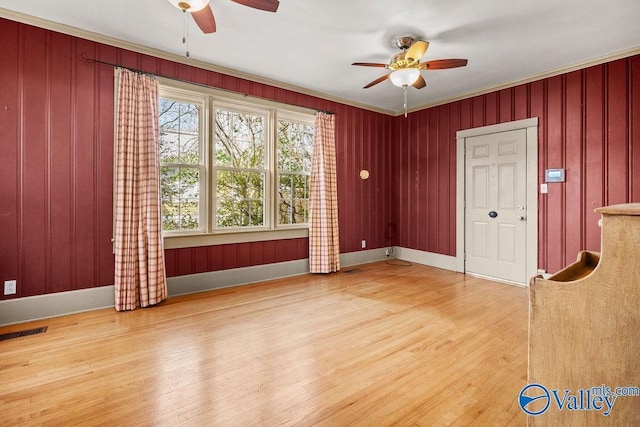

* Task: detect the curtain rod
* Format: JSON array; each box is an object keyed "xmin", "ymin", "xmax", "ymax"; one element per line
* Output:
[{"xmin": 80, "ymin": 52, "xmax": 334, "ymax": 115}]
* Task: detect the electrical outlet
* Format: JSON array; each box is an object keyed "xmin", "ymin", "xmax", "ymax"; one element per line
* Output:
[
  {"xmin": 361, "ymin": 240, "xmax": 366, "ymax": 249},
  {"xmin": 4, "ymin": 280, "xmax": 17, "ymax": 295}
]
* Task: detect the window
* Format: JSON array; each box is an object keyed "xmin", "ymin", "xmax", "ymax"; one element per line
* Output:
[
  {"xmin": 277, "ymin": 119, "xmax": 313, "ymax": 225},
  {"xmin": 159, "ymin": 97, "xmax": 205, "ymax": 232},
  {"xmin": 214, "ymin": 105, "xmax": 268, "ymax": 229},
  {"xmin": 158, "ymin": 81, "xmax": 314, "ymax": 244}
]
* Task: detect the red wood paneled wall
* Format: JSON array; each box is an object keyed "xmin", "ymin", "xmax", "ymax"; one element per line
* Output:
[
  {"xmin": 2, "ymin": 17, "xmax": 638, "ymax": 299},
  {"xmin": 0, "ymin": 19, "xmax": 392, "ymax": 298},
  {"xmin": 393, "ymin": 55, "xmax": 640, "ymax": 273}
]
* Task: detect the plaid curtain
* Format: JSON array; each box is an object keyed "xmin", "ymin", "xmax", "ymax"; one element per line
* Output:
[
  {"xmin": 309, "ymin": 112, "xmax": 340, "ymax": 273},
  {"xmin": 113, "ymin": 69, "xmax": 167, "ymax": 311}
]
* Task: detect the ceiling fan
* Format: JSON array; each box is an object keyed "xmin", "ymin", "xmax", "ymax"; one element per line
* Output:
[
  {"xmin": 352, "ymin": 36, "xmax": 468, "ymax": 90},
  {"xmin": 168, "ymin": 0, "xmax": 279, "ymax": 34}
]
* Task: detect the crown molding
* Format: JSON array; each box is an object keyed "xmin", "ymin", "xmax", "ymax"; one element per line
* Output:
[{"xmin": 0, "ymin": 7, "xmax": 394, "ymax": 116}]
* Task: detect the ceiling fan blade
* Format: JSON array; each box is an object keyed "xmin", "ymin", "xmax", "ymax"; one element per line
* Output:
[
  {"xmin": 406, "ymin": 40, "xmax": 429, "ymax": 63},
  {"xmin": 421, "ymin": 59, "xmax": 468, "ymax": 70},
  {"xmin": 412, "ymin": 74, "xmax": 426, "ymax": 89},
  {"xmin": 352, "ymin": 62, "xmax": 388, "ymax": 68},
  {"xmin": 191, "ymin": 5, "xmax": 216, "ymax": 33},
  {"xmin": 231, "ymin": 0, "xmax": 279, "ymax": 12},
  {"xmin": 363, "ymin": 74, "xmax": 390, "ymax": 89}
]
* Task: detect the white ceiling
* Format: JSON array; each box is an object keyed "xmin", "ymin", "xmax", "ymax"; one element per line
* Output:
[{"xmin": 1, "ymin": 0, "xmax": 639, "ymax": 115}]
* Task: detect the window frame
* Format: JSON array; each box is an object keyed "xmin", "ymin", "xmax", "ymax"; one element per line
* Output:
[{"xmin": 155, "ymin": 77, "xmax": 314, "ymax": 249}]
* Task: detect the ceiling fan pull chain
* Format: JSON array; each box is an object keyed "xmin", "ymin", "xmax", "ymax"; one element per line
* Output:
[
  {"xmin": 403, "ymin": 85, "xmax": 408, "ymax": 118},
  {"xmin": 182, "ymin": 10, "xmax": 190, "ymax": 57}
]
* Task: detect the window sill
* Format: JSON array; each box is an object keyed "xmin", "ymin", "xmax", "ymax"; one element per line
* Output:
[{"xmin": 163, "ymin": 228, "xmax": 309, "ymax": 249}]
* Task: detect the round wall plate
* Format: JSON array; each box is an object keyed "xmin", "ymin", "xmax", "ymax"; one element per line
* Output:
[{"xmin": 360, "ymin": 169, "xmax": 370, "ymax": 180}]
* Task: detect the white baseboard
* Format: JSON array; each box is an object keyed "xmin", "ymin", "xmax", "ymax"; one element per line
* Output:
[
  {"xmin": 0, "ymin": 248, "xmax": 388, "ymax": 326},
  {"xmin": 0, "ymin": 286, "xmax": 116, "ymax": 327},
  {"xmin": 165, "ymin": 258, "xmax": 310, "ymax": 298},
  {"xmin": 393, "ymin": 246, "xmax": 459, "ymax": 271},
  {"xmin": 341, "ymin": 247, "xmax": 388, "ymax": 267}
]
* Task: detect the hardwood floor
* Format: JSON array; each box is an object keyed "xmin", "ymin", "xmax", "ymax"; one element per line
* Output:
[{"xmin": 0, "ymin": 261, "xmax": 528, "ymax": 426}]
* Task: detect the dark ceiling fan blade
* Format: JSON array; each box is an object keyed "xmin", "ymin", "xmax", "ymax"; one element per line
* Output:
[
  {"xmin": 352, "ymin": 62, "xmax": 388, "ymax": 68},
  {"xmin": 231, "ymin": 0, "xmax": 279, "ymax": 12},
  {"xmin": 406, "ymin": 40, "xmax": 429, "ymax": 63},
  {"xmin": 421, "ymin": 59, "xmax": 468, "ymax": 70},
  {"xmin": 412, "ymin": 74, "xmax": 426, "ymax": 89},
  {"xmin": 191, "ymin": 5, "xmax": 216, "ymax": 33},
  {"xmin": 363, "ymin": 74, "xmax": 390, "ymax": 89}
]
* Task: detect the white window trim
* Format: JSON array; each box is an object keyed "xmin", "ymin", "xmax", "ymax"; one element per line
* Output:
[{"xmin": 156, "ymin": 77, "xmax": 315, "ymax": 249}]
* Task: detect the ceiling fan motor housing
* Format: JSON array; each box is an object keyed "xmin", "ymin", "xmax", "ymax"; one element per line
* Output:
[{"xmin": 395, "ymin": 36, "xmax": 415, "ymax": 51}]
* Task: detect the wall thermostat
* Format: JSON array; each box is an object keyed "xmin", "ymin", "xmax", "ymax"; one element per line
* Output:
[{"xmin": 545, "ymin": 168, "xmax": 565, "ymax": 183}]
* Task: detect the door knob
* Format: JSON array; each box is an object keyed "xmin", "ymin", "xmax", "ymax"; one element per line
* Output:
[
  {"xmin": 517, "ymin": 216, "xmax": 526, "ymax": 221},
  {"xmin": 488, "ymin": 211, "xmax": 498, "ymax": 218}
]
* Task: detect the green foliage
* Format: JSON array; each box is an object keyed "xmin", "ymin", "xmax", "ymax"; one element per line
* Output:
[
  {"xmin": 214, "ymin": 110, "xmax": 266, "ymax": 228},
  {"xmin": 216, "ymin": 170, "xmax": 264, "ymax": 227},
  {"xmin": 160, "ymin": 166, "xmax": 199, "ymax": 231}
]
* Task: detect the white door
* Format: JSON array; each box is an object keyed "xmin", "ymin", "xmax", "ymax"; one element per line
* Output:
[{"xmin": 465, "ymin": 129, "xmax": 527, "ymax": 284}]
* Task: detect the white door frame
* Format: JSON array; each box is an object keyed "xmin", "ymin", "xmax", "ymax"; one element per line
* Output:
[{"xmin": 455, "ymin": 118, "xmax": 539, "ymax": 285}]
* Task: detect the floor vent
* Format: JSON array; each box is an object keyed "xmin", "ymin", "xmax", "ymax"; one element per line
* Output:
[{"xmin": 0, "ymin": 326, "xmax": 48, "ymax": 341}]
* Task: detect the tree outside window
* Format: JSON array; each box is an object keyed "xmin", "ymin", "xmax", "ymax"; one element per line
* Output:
[
  {"xmin": 159, "ymin": 99, "xmax": 203, "ymax": 232},
  {"xmin": 277, "ymin": 120, "xmax": 313, "ymax": 225},
  {"xmin": 214, "ymin": 108, "xmax": 267, "ymax": 229}
]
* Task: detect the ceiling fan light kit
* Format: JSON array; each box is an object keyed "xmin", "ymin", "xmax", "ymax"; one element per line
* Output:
[
  {"xmin": 169, "ymin": 0, "xmax": 209, "ymax": 12},
  {"xmin": 389, "ymin": 68, "xmax": 420, "ymax": 87}
]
